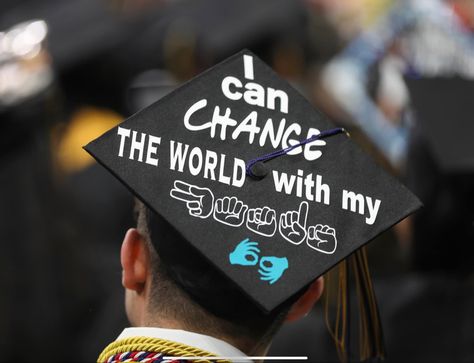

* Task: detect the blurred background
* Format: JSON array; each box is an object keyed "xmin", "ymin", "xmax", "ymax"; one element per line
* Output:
[{"xmin": 1, "ymin": 0, "xmax": 473, "ymax": 361}]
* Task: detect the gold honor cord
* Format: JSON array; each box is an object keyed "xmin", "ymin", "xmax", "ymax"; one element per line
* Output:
[
  {"xmin": 324, "ymin": 247, "xmax": 385, "ymax": 363},
  {"xmin": 324, "ymin": 259, "xmax": 348, "ymax": 362},
  {"xmin": 98, "ymin": 336, "xmax": 231, "ymax": 363},
  {"xmin": 352, "ymin": 248, "xmax": 385, "ymax": 361}
]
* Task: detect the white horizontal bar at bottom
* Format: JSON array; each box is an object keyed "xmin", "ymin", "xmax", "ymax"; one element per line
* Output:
[{"xmin": 163, "ymin": 357, "xmax": 308, "ymax": 361}]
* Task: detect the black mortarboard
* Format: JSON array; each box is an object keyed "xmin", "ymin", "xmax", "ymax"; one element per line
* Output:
[
  {"xmin": 406, "ymin": 77, "xmax": 474, "ymax": 173},
  {"xmin": 85, "ymin": 50, "xmax": 421, "ymax": 314}
]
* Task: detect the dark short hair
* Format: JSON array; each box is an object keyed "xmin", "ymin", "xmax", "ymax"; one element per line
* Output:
[{"xmin": 135, "ymin": 200, "xmax": 298, "ymax": 342}]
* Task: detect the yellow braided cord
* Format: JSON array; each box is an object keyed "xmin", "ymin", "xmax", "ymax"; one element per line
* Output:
[{"xmin": 97, "ymin": 336, "xmax": 231, "ymax": 363}]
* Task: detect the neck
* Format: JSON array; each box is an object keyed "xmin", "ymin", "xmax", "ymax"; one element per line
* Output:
[{"xmin": 139, "ymin": 314, "xmax": 271, "ymax": 357}]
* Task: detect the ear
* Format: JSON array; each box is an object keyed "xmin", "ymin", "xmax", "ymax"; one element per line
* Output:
[
  {"xmin": 285, "ymin": 277, "xmax": 324, "ymax": 322},
  {"xmin": 121, "ymin": 228, "xmax": 150, "ymax": 293}
]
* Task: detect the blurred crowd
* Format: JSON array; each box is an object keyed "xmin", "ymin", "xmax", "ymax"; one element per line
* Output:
[{"xmin": 1, "ymin": 0, "xmax": 473, "ymax": 361}]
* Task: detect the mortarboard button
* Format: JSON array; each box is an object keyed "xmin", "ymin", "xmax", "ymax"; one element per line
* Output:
[
  {"xmin": 247, "ymin": 161, "xmax": 268, "ymax": 180},
  {"xmin": 85, "ymin": 50, "xmax": 421, "ymax": 313}
]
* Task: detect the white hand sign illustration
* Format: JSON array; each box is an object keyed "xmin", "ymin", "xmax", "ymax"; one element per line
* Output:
[
  {"xmin": 307, "ymin": 224, "xmax": 337, "ymax": 254},
  {"xmin": 279, "ymin": 201, "xmax": 309, "ymax": 245},
  {"xmin": 170, "ymin": 180, "xmax": 214, "ymax": 219},
  {"xmin": 213, "ymin": 196, "xmax": 248, "ymax": 227},
  {"xmin": 246, "ymin": 206, "xmax": 277, "ymax": 237}
]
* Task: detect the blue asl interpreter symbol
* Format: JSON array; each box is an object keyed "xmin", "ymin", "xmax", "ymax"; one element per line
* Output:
[
  {"xmin": 228, "ymin": 238, "xmax": 289, "ymax": 285},
  {"xmin": 258, "ymin": 256, "xmax": 289, "ymax": 285},
  {"xmin": 229, "ymin": 238, "xmax": 260, "ymax": 266}
]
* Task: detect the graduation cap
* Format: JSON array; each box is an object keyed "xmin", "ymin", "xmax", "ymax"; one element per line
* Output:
[
  {"xmin": 85, "ymin": 50, "xmax": 421, "ymax": 360},
  {"xmin": 405, "ymin": 77, "xmax": 474, "ymax": 173}
]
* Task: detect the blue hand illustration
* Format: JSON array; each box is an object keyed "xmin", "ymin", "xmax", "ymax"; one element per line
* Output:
[
  {"xmin": 258, "ymin": 256, "xmax": 289, "ymax": 284},
  {"xmin": 229, "ymin": 238, "xmax": 260, "ymax": 266}
]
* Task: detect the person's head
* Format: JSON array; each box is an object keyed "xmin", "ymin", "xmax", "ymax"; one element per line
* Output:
[
  {"xmin": 85, "ymin": 48, "xmax": 420, "ymax": 363},
  {"xmin": 120, "ymin": 200, "xmax": 324, "ymax": 355}
]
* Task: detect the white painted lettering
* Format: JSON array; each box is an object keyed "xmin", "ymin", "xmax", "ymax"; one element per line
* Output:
[
  {"xmin": 267, "ymin": 87, "xmax": 288, "ymax": 113},
  {"xmin": 282, "ymin": 123, "xmax": 302, "ymax": 155},
  {"xmin": 221, "ymin": 76, "xmax": 242, "ymax": 101},
  {"xmin": 272, "ymin": 170, "xmax": 296, "ymax": 195},
  {"xmin": 117, "ymin": 127, "xmax": 131, "ymax": 157},
  {"xmin": 145, "ymin": 135, "xmax": 161, "ymax": 166},
  {"xmin": 315, "ymin": 175, "xmax": 330, "ymax": 205},
  {"xmin": 244, "ymin": 82, "xmax": 265, "ymax": 108},
  {"xmin": 243, "ymin": 54, "xmax": 254, "ymax": 80},
  {"xmin": 259, "ymin": 118, "xmax": 286, "ymax": 148},
  {"xmin": 365, "ymin": 196, "xmax": 381, "ymax": 225},
  {"xmin": 296, "ymin": 169, "xmax": 304, "ymax": 198},
  {"xmin": 169, "ymin": 141, "xmax": 189, "ymax": 172},
  {"xmin": 304, "ymin": 174, "xmax": 314, "ymax": 201},
  {"xmin": 304, "ymin": 128, "xmax": 324, "ymax": 161},
  {"xmin": 218, "ymin": 154, "xmax": 231, "ymax": 185},
  {"xmin": 129, "ymin": 131, "xmax": 146, "ymax": 162},
  {"xmin": 342, "ymin": 190, "xmax": 365, "ymax": 215},
  {"xmin": 211, "ymin": 106, "xmax": 237, "ymax": 140},
  {"xmin": 188, "ymin": 147, "xmax": 203, "ymax": 176},
  {"xmin": 203, "ymin": 150, "xmax": 218, "ymax": 180},
  {"xmin": 232, "ymin": 158, "xmax": 246, "ymax": 188},
  {"xmin": 232, "ymin": 111, "xmax": 260, "ymax": 144},
  {"xmin": 184, "ymin": 99, "xmax": 209, "ymax": 131}
]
